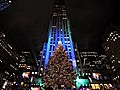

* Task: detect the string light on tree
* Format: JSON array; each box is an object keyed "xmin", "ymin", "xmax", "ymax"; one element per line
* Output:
[{"xmin": 43, "ymin": 44, "xmax": 76, "ymax": 89}]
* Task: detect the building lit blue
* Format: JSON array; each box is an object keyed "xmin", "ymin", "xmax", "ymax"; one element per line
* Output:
[{"xmin": 40, "ymin": 0, "xmax": 76, "ymax": 69}]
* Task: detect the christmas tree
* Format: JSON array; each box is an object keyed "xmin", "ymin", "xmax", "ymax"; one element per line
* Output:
[{"xmin": 43, "ymin": 44, "xmax": 75, "ymax": 89}]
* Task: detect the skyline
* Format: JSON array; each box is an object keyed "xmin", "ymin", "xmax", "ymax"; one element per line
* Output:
[{"xmin": 0, "ymin": 0, "xmax": 120, "ymax": 54}]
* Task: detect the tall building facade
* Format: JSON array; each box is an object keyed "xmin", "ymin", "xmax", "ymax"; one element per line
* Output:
[
  {"xmin": 0, "ymin": 31, "xmax": 19, "ymax": 73},
  {"xmin": 40, "ymin": 0, "xmax": 76, "ymax": 69},
  {"xmin": 0, "ymin": 30, "xmax": 20, "ymax": 89},
  {"xmin": 80, "ymin": 52, "xmax": 112, "ymax": 83},
  {"xmin": 38, "ymin": 1, "xmax": 115, "ymax": 89},
  {"xmin": 102, "ymin": 24, "xmax": 120, "ymax": 85},
  {"xmin": 0, "ymin": 29, "xmax": 37, "ymax": 89},
  {"xmin": 80, "ymin": 52, "xmax": 111, "ymax": 73},
  {"xmin": 19, "ymin": 51, "xmax": 34, "ymax": 71}
]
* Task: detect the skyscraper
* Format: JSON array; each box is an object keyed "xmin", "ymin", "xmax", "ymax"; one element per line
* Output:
[
  {"xmin": 0, "ymin": 30, "xmax": 20, "ymax": 89},
  {"xmin": 38, "ymin": 0, "xmax": 114, "ymax": 89},
  {"xmin": 102, "ymin": 24, "xmax": 120, "ymax": 86},
  {"xmin": 40, "ymin": 0, "xmax": 76, "ymax": 69}
]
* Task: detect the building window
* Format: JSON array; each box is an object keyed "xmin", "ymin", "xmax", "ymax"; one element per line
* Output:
[{"xmin": 105, "ymin": 47, "xmax": 109, "ymax": 51}]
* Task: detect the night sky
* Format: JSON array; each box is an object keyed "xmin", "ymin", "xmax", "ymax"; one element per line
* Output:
[{"xmin": 0, "ymin": 0, "xmax": 120, "ymax": 55}]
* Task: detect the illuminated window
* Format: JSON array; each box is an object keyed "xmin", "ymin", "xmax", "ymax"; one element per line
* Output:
[
  {"xmin": 118, "ymin": 61, "xmax": 120, "ymax": 63},
  {"xmin": 107, "ymin": 38, "xmax": 109, "ymax": 41},
  {"xmin": 35, "ymin": 72, "xmax": 37, "ymax": 74},
  {"xmin": 91, "ymin": 84, "xmax": 96, "ymax": 89},
  {"xmin": 112, "ymin": 66, "xmax": 114, "ymax": 69},
  {"xmin": 115, "ymin": 37, "xmax": 117, "ymax": 39},
  {"xmin": 106, "ymin": 47, "xmax": 109, "ymax": 51},
  {"xmin": 111, "ymin": 32, "xmax": 113, "ymax": 35},
  {"xmin": 0, "ymin": 59, "xmax": 2, "ymax": 63},
  {"xmin": 52, "ymin": 26, "xmax": 56, "ymax": 27},
  {"xmin": 113, "ymin": 69, "xmax": 116, "ymax": 72},
  {"xmin": 8, "ymin": 1, "xmax": 11, "ymax": 3},
  {"xmin": 112, "ymin": 60, "xmax": 115, "ymax": 63},
  {"xmin": 77, "ymin": 60, "xmax": 79, "ymax": 62},
  {"xmin": 40, "ymin": 74, "xmax": 42, "ymax": 76},
  {"xmin": 63, "ymin": 17, "xmax": 67, "ymax": 19},
  {"xmin": 41, "ymin": 68, "xmax": 43, "ymax": 71},
  {"xmin": 95, "ymin": 84, "xmax": 100, "ymax": 89}
]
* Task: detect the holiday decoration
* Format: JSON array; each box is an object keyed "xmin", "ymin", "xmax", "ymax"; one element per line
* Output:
[{"xmin": 43, "ymin": 44, "xmax": 75, "ymax": 89}]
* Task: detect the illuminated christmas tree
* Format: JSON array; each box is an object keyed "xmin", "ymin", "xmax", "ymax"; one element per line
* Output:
[{"xmin": 43, "ymin": 44, "xmax": 75, "ymax": 89}]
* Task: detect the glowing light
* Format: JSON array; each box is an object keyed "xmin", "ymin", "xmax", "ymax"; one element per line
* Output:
[
  {"xmin": 31, "ymin": 87, "xmax": 40, "ymax": 90},
  {"xmin": 21, "ymin": 82, "xmax": 24, "ymax": 86},
  {"xmin": 9, "ymin": 1, "xmax": 11, "ymax": 3},
  {"xmin": 0, "ymin": 2, "xmax": 10, "ymax": 10},
  {"xmin": 22, "ymin": 72, "xmax": 30, "ymax": 78},
  {"xmin": 0, "ymin": 59, "xmax": 2, "ymax": 63},
  {"xmin": 75, "ymin": 77, "xmax": 89, "ymax": 88},
  {"xmin": 58, "ymin": 41, "xmax": 62, "ymax": 44},
  {"xmin": 2, "ymin": 81, "xmax": 8, "ymax": 89},
  {"xmin": 109, "ymin": 84, "xmax": 112, "ymax": 87},
  {"xmin": 91, "ymin": 84, "xmax": 96, "ymax": 89},
  {"xmin": 44, "ymin": 16, "xmax": 77, "ymax": 69},
  {"xmin": 34, "ymin": 78, "xmax": 45, "ymax": 90}
]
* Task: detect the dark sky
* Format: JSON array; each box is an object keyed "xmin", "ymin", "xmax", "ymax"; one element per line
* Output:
[{"xmin": 0, "ymin": 0, "xmax": 120, "ymax": 55}]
